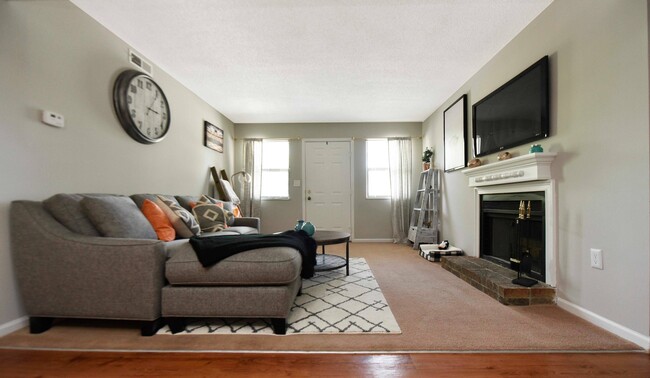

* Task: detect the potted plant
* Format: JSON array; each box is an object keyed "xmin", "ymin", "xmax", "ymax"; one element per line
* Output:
[{"xmin": 422, "ymin": 147, "xmax": 434, "ymax": 170}]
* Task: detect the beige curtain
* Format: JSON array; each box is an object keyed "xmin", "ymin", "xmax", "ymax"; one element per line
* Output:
[
  {"xmin": 242, "ymin": 139, "xmax": 262, "ymax": 218},
  {"xmin": 388, "ymin": 137, "xmax": 412, "ymax": 244}
]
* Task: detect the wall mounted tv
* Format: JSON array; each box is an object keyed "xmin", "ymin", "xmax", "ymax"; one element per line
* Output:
[{"xmin": 472, "ymin": 56, "xmax": 549, "ymax": 157}]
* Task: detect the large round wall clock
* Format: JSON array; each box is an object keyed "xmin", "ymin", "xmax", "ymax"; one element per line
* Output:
[{"xmin": 113, "ymin": 69, "xmax": 171, "ymax": 144}]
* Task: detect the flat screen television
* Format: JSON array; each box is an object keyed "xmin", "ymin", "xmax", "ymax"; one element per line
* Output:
[{"xmin": 472, "ymin": 56, "xmax": 549, "ymax": 157}]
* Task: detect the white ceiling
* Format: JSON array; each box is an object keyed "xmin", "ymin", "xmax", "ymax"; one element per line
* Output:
[{"xmin": 71, "ymin": 0, "xmax": 552, "ymax": 124}]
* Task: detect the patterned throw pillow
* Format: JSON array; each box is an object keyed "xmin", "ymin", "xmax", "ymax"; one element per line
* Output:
[
  {"xmin": 192, "ymin": 202, "xmax": 233, "ymax": 233},
  {"xmin": 198, "ymin": 195, "xmax": 237, "ymax": 225},
  {"xmin": 199, "ymin": 194, "xmax": 219, "ymax": 204},
  {"xmin": 156, "ymin": 195, "xmax": 201, "ymax": 238}
]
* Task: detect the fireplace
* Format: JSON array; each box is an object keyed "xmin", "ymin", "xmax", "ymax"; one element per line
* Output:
[
  {"xmin": 480, "ymin": 192, "xmax": 545, "ymax": 282},
  {"xmin": 463, "ymin": 153, "xmax": 558, "ymax": 286}
]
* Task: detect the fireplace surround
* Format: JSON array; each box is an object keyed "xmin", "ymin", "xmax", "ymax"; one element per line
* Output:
[{"xmin": 463, "ymin": 153, "xmax": 557, "ymax": 286}]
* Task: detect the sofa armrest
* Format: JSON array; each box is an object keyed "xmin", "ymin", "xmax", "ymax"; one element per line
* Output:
[
  {"xmin": 232, "ymin": 216, "xmax": 260, "ymax": 231},
  {"xmin": 10, "ymin": 201, "xmax": 166, "ymax": 321}
]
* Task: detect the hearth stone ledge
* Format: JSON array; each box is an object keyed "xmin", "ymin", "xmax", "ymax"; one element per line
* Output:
[{"xmin": 441, "ymin": 256, "xmax": 555, "ymax": 306}]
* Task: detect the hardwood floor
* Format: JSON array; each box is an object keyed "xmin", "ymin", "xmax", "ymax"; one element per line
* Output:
[{"xmin": 0, "ymin": 350, "xmax": 648, "ymax": 377}]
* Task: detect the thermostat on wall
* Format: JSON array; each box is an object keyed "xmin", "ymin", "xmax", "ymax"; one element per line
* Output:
[{"xmin": 41, "ymin": 110, "xmax": 64, "ymax": 128}]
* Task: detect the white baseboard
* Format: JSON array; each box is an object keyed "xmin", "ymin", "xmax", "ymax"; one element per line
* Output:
[
  {"xmin": 351, "ymin": 238, "xmax": 394, "ymax": 243},
  {"xmin": 557, "ymin": 298, "xmax": 649, "ymax": 350},
  {"xmin": 0, "ymin": 316, "xmax": 28, "ymax": 337}
]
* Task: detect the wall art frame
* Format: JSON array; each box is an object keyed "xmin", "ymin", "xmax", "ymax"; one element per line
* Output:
[
  {"xmin": 204, "ymin": 120, "xmax": 224, "ymax": 153},
  {"xmin": 443, "ymin": 94, "xmax": 467, "ymax": 172}
]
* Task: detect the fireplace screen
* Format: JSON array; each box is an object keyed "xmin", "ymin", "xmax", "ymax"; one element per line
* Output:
[{"xmin": 480, "ymin": 192, "xmax": 545, "ymax": 282}]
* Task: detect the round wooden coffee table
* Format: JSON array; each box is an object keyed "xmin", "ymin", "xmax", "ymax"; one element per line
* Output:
[{"xmin": 312, "ymin": 230, "xmax": 351, "ymax": 276}]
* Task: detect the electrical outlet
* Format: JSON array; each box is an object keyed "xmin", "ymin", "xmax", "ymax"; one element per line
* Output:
[{"xmin": 590, "ymin": 248, "xmax": 603, "ymax": 270}]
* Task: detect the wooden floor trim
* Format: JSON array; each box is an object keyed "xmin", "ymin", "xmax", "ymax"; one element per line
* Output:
[{"xmin": 1, "ymin": 349, "xmax": 648, "ymax": 377}]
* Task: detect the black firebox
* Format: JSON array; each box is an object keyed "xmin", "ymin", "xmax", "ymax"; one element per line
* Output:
[{"xmin": 480, "ymin": 192, "xmax": 546, "ymax": 282}]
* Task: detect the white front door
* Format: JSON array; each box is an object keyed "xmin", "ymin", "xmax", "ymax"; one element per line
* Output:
[{"xmin": 304, "ymin": 140, "xmax": 352, "ymax": 234}]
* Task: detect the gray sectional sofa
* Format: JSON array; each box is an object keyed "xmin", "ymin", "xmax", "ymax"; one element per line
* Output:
[{"xmin": 10, "ymin": 193, "xmax": 303, "ymax": 335}]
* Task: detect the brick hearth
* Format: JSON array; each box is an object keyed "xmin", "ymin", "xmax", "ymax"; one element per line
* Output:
[{"xmin": 441, "ymin": 256, "xmax": 555, "ymax": 305}]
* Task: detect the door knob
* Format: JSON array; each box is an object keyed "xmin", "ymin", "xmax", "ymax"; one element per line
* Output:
[{"xmin": 308, "ymin": 196, "xmax": 312, "ymax": 200}]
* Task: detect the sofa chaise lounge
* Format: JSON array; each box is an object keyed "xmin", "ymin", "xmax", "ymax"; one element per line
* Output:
[{"xmin": 10, "ymin": 193, "xmax": 303, "ymax": 335}]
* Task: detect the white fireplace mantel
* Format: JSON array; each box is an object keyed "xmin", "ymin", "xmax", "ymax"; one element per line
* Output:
[
  {"xmin": 461, "ymin": 152, "xmax": 558, "ymax": 287},
  {"xmin": 462, "ymin": 152, "xmax": 557, "ymax": 187}
]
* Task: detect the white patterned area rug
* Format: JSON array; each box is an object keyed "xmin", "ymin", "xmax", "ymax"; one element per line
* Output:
[{"xmin": 158, "ymin": 258, "xmax": 401, "ymax": 335}]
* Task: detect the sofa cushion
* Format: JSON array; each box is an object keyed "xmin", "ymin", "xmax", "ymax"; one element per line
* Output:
[
  {"xmin": 165, "ymin": 241, "xmax": 301, "ymax": 286},
  {"xmin": 226, "ymin": 226, "xmax": 259, "ymax": 235},
  {"xmin": 43, "ymin": 194, "xmax": 100, "ymax": 236},
  {"xmin": 141, "ymin": 199, "xmax": 176, "ymax": 242},
  {"xmin": 80, "ymin": 196, "xmax": 157, "ymax": 239},
  {"xmin": 156, "ymin": 195, "xmax": 201, "ymax": 238},
  {"xmin": 192, "ymin": 202, "xmax": 232, "ymax": 233}
]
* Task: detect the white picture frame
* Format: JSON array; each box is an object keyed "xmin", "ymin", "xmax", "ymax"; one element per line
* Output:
[{"xmin": 444, "ymin": 95, "xmax": 467, "ymax": 172}]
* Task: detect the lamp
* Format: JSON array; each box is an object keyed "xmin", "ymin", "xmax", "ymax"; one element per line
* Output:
[
  {"xmin": 230, "ymin": 171, "xmax": 253, "ymax": 216},
  {"xmin": 230, "ymin": 171, "xmax": 252, "ymax": 184}
]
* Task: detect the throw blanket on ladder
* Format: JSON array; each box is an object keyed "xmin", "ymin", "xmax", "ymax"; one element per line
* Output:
[{"xmin": 189, "ymin": 230, "xmax": 317, "ymax": 278}]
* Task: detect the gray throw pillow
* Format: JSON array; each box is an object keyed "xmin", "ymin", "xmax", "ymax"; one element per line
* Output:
[
  {"xmin": 80, "ymin": 196, "xmax": 157, "ymax": 239},
  {"xmin": 43, "ymin": 194, "xmax": 100, "ymax": 236}
]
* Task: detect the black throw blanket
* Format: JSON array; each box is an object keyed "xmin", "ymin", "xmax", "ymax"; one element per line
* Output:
[{"xmin": 189, "ymin": 230, "xmax": 317, "ymax": 278}]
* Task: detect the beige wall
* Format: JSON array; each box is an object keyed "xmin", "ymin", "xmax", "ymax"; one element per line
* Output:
[
  {"xmin": 234, "ymin": 123, "xmax": 422, "ymax": 238},
  {"xmin": 423, "ymin": 0, "xmax": 649, "ymax": 337},
  {"xmin": 0, "ymin": 1, "xmax": 234, "ymax": 327}
]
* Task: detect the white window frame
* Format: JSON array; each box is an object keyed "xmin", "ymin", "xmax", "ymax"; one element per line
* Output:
[
  {"xmin": 261, "ymin": 139, "xmax": 290, "ymax": 200},
  {"xmin": 366, "ymin": 139, "xmax": 390, "ymax": 199}
]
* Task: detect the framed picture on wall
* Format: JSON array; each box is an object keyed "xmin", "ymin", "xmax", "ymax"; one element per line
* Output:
[
  {"xmin": 443, "ymin": 94, "xmax": 467, "ymax": 172},
  {"xmin": 204, "ymin": 121, "xmax": 223, "ymax": 153}
]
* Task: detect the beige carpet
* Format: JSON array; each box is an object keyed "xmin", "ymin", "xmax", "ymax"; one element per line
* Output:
[{"xmin": 0, "ymin": 243, "xmax": 641, "ymax": 352}]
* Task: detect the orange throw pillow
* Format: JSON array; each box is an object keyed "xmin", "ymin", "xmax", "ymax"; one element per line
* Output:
[
  {"xmin": 233, "ymin": 205, "xmax": 242, "ymax": 218},
  {"xmin": 141, "ymin": 199, "xmax": 176, "ymax": 242}
]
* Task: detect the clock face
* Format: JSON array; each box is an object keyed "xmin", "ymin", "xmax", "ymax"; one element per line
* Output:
[{"xmin": 113, "ymin": 70, "xmax": 170, "ymax": 144}]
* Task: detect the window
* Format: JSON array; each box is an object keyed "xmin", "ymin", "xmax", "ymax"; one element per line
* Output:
[
  {"xmin": 261, "ymin": 140, "xmax": 290, "ymax": 199},
  {"xmin": 366, "ymin": 139, "xmax": 390, "ymax": 198}
]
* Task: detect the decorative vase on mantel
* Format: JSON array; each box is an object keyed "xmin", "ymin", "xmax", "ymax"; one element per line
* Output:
[{"xmin": 423, "ymin": 162, "xmax": 431, "ymax": 171}]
